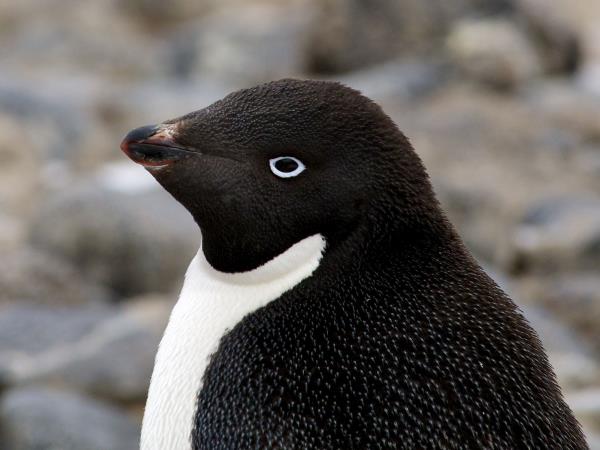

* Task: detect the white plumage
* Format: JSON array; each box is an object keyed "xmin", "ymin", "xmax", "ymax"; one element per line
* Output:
[{"xmin": 140, "ymin": 234, "xmax": 325, "ymax": 450}]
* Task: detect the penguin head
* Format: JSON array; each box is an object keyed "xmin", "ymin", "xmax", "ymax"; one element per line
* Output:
[{"xmin": 121, "ymin": 79, "xmax": 439, "ymax": 272}]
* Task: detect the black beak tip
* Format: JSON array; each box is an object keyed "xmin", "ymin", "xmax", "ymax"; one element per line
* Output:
[{"xmin": 121, "ymin": 125, "xmax": 159, "ymax": 151}]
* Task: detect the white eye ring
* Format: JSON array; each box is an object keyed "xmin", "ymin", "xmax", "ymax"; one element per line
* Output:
[{"xmin": 269, "ymin": 156, "xmax": 306, "ymax": 178}]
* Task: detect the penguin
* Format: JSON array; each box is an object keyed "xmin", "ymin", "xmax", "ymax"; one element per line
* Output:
[{"xmin": 120, "ymin": 79, "xmax": 587, "ymax": 450}]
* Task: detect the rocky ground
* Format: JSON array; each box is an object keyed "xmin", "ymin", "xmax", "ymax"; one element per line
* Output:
[{"xmin": 1, "ymin": 0, "xmax": 599, "ymax": 448}]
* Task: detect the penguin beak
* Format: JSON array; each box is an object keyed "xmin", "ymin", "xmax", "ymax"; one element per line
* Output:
[{"xmin": 120, "ymin": 124, "xmax": 193, "ymax": 169}]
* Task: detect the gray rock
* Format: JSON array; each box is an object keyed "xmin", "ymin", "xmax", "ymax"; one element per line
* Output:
[
  {"xmin": 115, "ymin": 0, "xmax": 210, "ymax": 22},
  {"xmin": 307, "ymin": 0, "xmax": 512, "ymax": 73},
  {"xmin": 515, "ymin": 0, "xmax": 581, "ymax": 73},
  {"xmin": 165, "ymin": 2, "xmax": 314, "ymax": 84},
  {"xmin": 0, "ymin": 248, "xmax": 111, "ymax": 308},
  {"xmin": 0, "ymin": 305, "xmax": 112, "ymax": 357},
  {"xmin": 484, "ymin": 268, "xmax": 599, "ymax": 389},
  {"xmin": 534, "ymin": 274, "xmax": 600, "ymax": 356},
  {"xmin": 511, "ymin": 197, "xmax": 600, "ymax": 273},
  {"xmin": 0, "ymin": 76, "xmax": 89, "ymax": 163},
  {"xmin": 0, "ymin": 114, "xmax": 41, "ymax": 217},
  {"xmin": 0, "ymin": 298, "xmax": 170, "ymax": 402},
  {"xmin": 115, "ymin": 79, "xmax": 232, "ymax": 128},
  {"xmin": 0, "ymin": 212, "xmax": 26, "ymax": 254},
  {"xmin": 0, "ymin": 73, "xmax": 120, "ymax": 173},
  {"xmin": 515, "ymin": 0, "xmax": 600, "ymax": 77},
  {"xmin": 434, "ymin": 180, "xmax": 504, "ymax": 263},
  {"xmin": 523, "ymin": 81, "xmax": 600, "ymax": 140},
  {"xmin": 337, "ymin": 59, "xmax": 449, "ymax": 102},
  {"xmin": 586, "ymin": 430, "xmax": 600, "ymax": 450},
  {"xmin": 0, "ymin": 1, "xmax": 160, "ymax": 79},
  {"xmin": 446, "ymin": 18, "xmax": 542, "ymax": 89},
  {"xmin": 521, "ymin": 304, "xmax": 600, "ymax": 389},
  {"xmin": 0, "ymin": 387, "xmax": 139, "ymax": 450},
  {"xmin": 29, "ymin": 162, "xmax": 199, "ymax": 296},
  {"xmin": 565, "ymin": 388, "xmax": 600, "ymax": 432}
]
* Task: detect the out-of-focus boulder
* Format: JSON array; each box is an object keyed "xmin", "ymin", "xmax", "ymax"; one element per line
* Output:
[
  {"xmin": 523, "ymin": 81, "xmax": 600, "ymax": 140},
  {"xmin": 0, "ymin": 1, "xmax": 160, "ymax": 79},
  {"xmin": 307, "ymin": 0, "xmax": 512, "ymax": 73},
  {"xmin": 0, "ymin": 297, "xmax": 171, "ymax": 402},
  {"xmin": 0, "ymin": 74, "xmax": 112, "ymax": 171},
  {"xmin": 485, "ymin": 268, "xmax": 600, "ymax": 389},
  {"xmin": 565, "ymin": 389, "xmax": 600, "ymax": 433},
  {"xmin": 0, "ymin": 387, "xmax": 140, "ymax": 450},
  {"xmin": 165, "ymin": 2, "xmax": 315, "ymax": 84},
  {"xmin": 112, "ymin": 78, "xmax": 232, "ymax": 130},
  {"xmin": 510, "ymin": 197, "xmax": 600, "ymax": 273},
  {"xmin": 337, "ymin": 59, "xmax": 449, "ymax": 103},
  {"xmin": 29, "ymin": 162, "xmax": 199, "ymax": 297},
  {"xmin": 0, "ymin": 305, "xmax": 113, "ymax": 380},
  {"xmin": 396, "ymin": 83, "xmax": 600, "ymax": 268},
  {"xmin": 0, "ymin": 248, "xmax": 110, "ymax": 308},
  {"xmin": 515, "ymin": 0, "xmax": 581, "ymax": 73},
  {"xmin": 532, "ymin": 275, "xmax": 600, "ymax": 356},
  {"xmin": 115, "ymin": 0, "xmax": 211, "ymax": 22},
  {"xmin": 515, "ymin": 0, "xmax": 600, "ymax": 89},
  {"xmin": 0, "ymin": 213, "xmax": 25, "ymax": 253},
  {"xmin": 447, "ymin": 18, "xmax": 542, "ymax": 89},
  {"xmin": 522, "ymin": 305, "xmax": 600, "ymax": 389},
  {"xmin": 0, "ymin": 114, "xmax": 40, "ymax": 216}
]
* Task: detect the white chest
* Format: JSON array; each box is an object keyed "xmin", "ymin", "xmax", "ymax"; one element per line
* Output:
[{"xmin": 140, "ymin": 234, "xmax": 325, "ymax": 450}]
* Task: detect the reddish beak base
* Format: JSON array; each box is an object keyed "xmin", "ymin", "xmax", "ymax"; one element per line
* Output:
[{"xmin": 120, "ymin": 124, "xmax": 188, "ymax": 169}]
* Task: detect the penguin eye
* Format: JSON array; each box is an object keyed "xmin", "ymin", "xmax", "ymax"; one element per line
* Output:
[{"xmin": 269, "ymin": 156, "xmax": 305, "ymax": 178}]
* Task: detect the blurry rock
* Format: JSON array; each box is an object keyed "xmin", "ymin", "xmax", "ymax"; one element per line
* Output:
[
  {"xmin": 0, "ymin": 248, "xmax": 110, "ymax": 308},
  {"xmin": 0, "ymin": 387, "xmax": 139, "ymax": 450},
  {"xmin": 515, "ymin": 0, "xmax": 600, "ymax": 79},
  {"xmin": 565, "ymin": 389, "xmax": 600, "ymax": 430},
  {"xmin": 434, "ymin": 181, "xmax": 505, "ymax": 262},
  {"xmin": 0, "ymin": 298, "xmax": 171, "ymax": 402},
  {"xmin": 534, "ymin": 275, "xmax": 600, "ymax": 355},
  {"xmin": 337, "ymin": 59, "xmax": 448, "ymax": 102},
  {"xmin": 0, "ymin": 1, "xmax": 160, "ymax": 79},
  {"xmin": 516, "ymin": 0, "xmax": 581, "ymax": 73},
  {"xmin": 528, "ymin": 306, "xmax": 599, "ymax": 389},
  {"xmin": 29, "ymin": 162, "xmax": 199, "ymax": 296},
  {"xmin": 524, "ymin": 81, "xmax": 600, "ymax": 139},
  {"xmin": 578, "ymin": 63, "xmax": 600, "ymax": 97},
  {"xmin": 0, "ymin": 75, "xmax": 92, "ymax": 166},
  {"xmin": 116, "ymin": 0, "xmax": 210, "ymax": 22},
  {"xmin": 0, "ymin": 305, "xmax": 112, "ymax": 360},
  {"xmin": 166, "ymin": 2, "xmax": 314, "ymax": 84},
  {"xmin": 586, "ymin": 431, "xmax": 600, "ymax": 450},
  {"xmin": 447, "ymin": 18, "xmax": 542, "ymax": 90},
  {"xmin": 510, "ymin": 197, "xmax": 600, "ymax": 273},
  {"xmin": 0, "ymin": 213, "xmax": 26, "ymax": 253},
  {"xmin": 307, "ymin": 0, "xmax": 512, "ymax": 73},
  {"xmin": 489, "ymin": 272, "xmax": 599, "ymax": 389},
  {"xmin": 0, "ymin": 114, "xmax": 40, "ymax": 216},
  {"xmin": 572, "ymin": 144, "xmax": 600, "ymax": 179},
  {"xmin": 399, "ymin": 84, "xmax": 556, "ymax": 264},
  {"xmin": 114, "ymin": 78, "xmax": 232, "ymax": 128}
]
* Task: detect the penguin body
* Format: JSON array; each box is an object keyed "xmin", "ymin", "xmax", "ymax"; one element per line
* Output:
[{"xmin": 121, "ymin": 80, "xmax": 587, "ymax": 449}]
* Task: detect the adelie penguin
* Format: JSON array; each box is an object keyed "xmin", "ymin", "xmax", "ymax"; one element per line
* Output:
[{"xmin": 121, "ymin": 79, "xmax": 587, "ymax": 450}]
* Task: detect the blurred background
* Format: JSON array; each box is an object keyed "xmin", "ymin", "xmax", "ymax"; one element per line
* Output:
[{"xmin": 0, "ymin": 0, "xmax": 599, "ymax": 448}]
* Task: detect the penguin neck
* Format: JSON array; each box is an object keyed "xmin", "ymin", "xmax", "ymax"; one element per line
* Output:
[
  {"xmin": 140, "ymin": 233, "xmax": 326, "ymax": 450},
  {"xmin": 319, "ymin": 208, "xmax": 459, "ymax": 278}
]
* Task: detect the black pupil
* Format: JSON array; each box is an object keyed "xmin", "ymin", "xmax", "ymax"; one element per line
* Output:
[{"xmin": 274, "ymin": 158, "xmax": 299, "ymax": 173}]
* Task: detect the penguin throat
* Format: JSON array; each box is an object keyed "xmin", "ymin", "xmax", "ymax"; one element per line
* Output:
[
  {"xmin": 198, "ymin": 233, "xmax": 326, "ymax": 284},
  {"xmin": 140, "ymin": 234, "xmax": 326, "ymax": 450}
]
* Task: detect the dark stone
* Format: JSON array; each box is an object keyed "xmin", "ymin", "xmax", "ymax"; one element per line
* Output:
[{"xmin": 0, "ymin": 387, "xmax": 140, "ymax": 450}]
